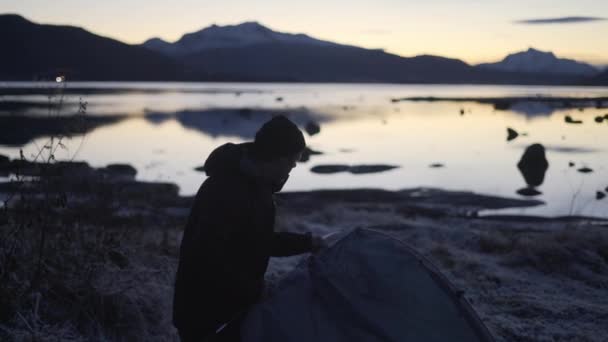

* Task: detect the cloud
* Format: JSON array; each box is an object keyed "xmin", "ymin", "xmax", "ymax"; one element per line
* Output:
[{"xmin": 515, "ymin": 16, "xmax": 607, "ymax": 25}]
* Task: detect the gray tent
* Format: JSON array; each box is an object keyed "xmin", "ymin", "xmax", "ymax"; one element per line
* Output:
[{"xmin": 241, "ymin": 228, "xmax": 494, "ymax": 342}]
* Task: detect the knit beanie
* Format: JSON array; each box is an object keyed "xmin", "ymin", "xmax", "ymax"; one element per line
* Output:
[{"xmin": 253, "ymin": 115, "xmax": 306, "ymax": 161}]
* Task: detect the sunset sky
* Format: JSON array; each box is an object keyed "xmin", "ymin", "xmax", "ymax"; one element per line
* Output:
[{"xmin": 2, "ymin": 0, "xmax": 607, "ymax": 66}]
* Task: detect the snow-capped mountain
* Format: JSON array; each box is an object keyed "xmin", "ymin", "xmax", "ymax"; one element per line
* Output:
[
  {"xmin": 142, "ymin": 22, "xmax": 340, "ymax": 57},
  {"xmin": 477, "ymin": 48, "xmax": 598, "ymax": 76}
]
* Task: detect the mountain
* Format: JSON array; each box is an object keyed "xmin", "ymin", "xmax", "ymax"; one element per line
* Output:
[
  {"xmin": 180, "ymin": 43, "xmax": 488, "ymax": 83},
  {"xmin": 141, "ymin": 22, "xmax": 581, "ymax": 84},
  {"xmin": 585, "ymin": 69, "xmax": 608, "ymax": 85},
  {"xmin": 0, "ymin": 14, "xmax": 187, "ymax": 81},
  {"xmin": 477, "ymin": 48, "xmax": 599, "ymax": 77},
  {"xmin": 141, "ymin": 21, "xmax": 485, "ymax": 82},
  {"xmin": 0, "ymin": 15, "xmax": 597, "ymax": 84},
  {"xmin": 142, "ymin": 21, "xmax": 340, "ymax": 57}
]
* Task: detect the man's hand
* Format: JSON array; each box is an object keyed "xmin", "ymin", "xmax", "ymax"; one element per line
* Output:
[{"xmin": 311, "ymin": 235, "xmax": 327, "ymax": 253}]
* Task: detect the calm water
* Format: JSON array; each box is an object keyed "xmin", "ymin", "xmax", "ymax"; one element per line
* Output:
[{"xmin": 1, "ymin": 82, "xmax": 607, "ymax": 218}]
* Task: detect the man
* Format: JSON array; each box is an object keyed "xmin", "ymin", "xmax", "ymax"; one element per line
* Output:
[{"xmin": 173, "ymin": 115, "xmax": 323, "ymax": 342}]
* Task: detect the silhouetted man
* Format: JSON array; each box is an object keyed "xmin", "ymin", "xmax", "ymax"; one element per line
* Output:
[{"xmin": 173, "ymin": 115, "xmax": 322, "ymax": 342}]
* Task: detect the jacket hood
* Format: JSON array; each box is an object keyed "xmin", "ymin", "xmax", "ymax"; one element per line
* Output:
[
  {"xmin": 203, "ymin": 142, "xmax": 250, "ymax": 177},
  {"xmin": 203, "ymin": 142, "xmax": 289, "ymax": 193}
]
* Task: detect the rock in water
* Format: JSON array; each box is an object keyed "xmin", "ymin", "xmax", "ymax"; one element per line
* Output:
[
  {"xmin": 310, "ymin": 165, "xmax": 350, "ymax": 174},
  {"xmin": 349, "ymin": 165, "xmax": 399, "ymax": 174},
  {"xmin": 578, "ymin": 167, "xmax": 593, "ymax": 173},
  {"xmin": 517, "ymin": 144, "xmax": 548, "ymax": 187},
  {"xmin": 507, "ymin": 128, "xmax": 519, "ymax": 141},
  {"xmin": 305, "ymin": 121, "xmax": 321, "ymax": 136},
  {"xmin": 564, "ymin": 115, "xmax": 583, "ymax": 124},
  {"xmin": 105, "ymin": 164, "xmax": 137, "ymax": 178},
  {"xmin": 597, "ymin": 192, "xmax": 606, "ymax": 200},
  {"xmin": 594, "ymin": 116, "xmax": 604, "ymax": 123},
  {"xmin": 311, "ymin": 164, "xmax": 398, "ymax": 174}
]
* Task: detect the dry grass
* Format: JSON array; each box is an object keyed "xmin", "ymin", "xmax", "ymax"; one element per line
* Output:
[
  {"xmin": 477, "ymin": 227, "xmax": 608, "ymax": 279},
  {"xmin": 0, "ymin": 216, "xmax": 179, "ymax": 341}
]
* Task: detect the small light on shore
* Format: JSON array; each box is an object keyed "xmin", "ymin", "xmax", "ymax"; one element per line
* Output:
[{"xmin": 56, "ymin": 76, "xmax": 65, "ymax": 83}]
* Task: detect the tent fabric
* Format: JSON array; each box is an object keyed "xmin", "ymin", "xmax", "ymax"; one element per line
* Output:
[{"xmin": 241, "ymin": 228, "xmax": 494, "ymax": 342}]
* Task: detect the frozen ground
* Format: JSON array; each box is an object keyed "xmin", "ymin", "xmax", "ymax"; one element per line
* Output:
[
  {"xmin": 2, "ymin": 166, "xmax": 606, "ymax": 341},
  {"xmin": 268, "ymin": 189, "xmax": 608, "ymax": 342}
]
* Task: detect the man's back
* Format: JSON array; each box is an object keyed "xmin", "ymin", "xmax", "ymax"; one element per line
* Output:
[
  {"xmin": 173, "ymin": 143, "xmax": 274, "ymax": 335},
  {"xmin": 173, "ymin": 118, "xmax": 316, "ymax": 341}
]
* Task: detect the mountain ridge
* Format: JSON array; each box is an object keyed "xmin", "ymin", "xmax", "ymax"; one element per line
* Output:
[
  {"xmin": 477, "ymin": 48, "xmax": 598, "ymax": 76},
  {"xmin": 0, "ymin": 14, "xmax": 604, "ymax": 84}
]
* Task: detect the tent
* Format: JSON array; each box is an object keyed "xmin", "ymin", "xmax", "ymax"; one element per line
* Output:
[{"xmin": 241, "ymin": 228, "xmax": 494, "ymax": 342}]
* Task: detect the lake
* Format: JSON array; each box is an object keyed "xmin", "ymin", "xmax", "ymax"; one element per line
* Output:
[{"xmin": 1, "ymin": 82, "xmax": 607, "ymax": 218}]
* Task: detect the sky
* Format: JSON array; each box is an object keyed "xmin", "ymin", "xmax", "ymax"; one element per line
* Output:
[{"xmin": 2, "ymin": 0, "xmax": 607, "ymax": 66}]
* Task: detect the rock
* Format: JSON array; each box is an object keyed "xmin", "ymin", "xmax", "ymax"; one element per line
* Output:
[
  {"xmin": 594, "ymin": 116, "xmax": 604, "ymax": 123},
  {"xmin": 597, "ymin": 192, "xmax": 606, "ymax": 200},
  {"xmin": 507, "ymin": 128, "xmax": 519, "ymax": 141},
  {"xmin": 568, "ymin": 162, "xmax": 575, "ymax": 167},
  {"xmin": 305, "ymin": 121, "xmax": 321, "ymax": 136},
  {"xmin": 565, "ymin": 115, "xmax": 583, "ymax": 124},
  {"xmin": 194, "ymin": 165, "xmax": 206, "ymax": 172},
  {"xmin": 493, "ymin": 101, "xmax": 510, "ymax": 110},
  {"xmin": 275, "ymin": 97, "xmax": 284, "ymax": 102},
  {"xmin": 104, "ymin": 164, "xmax": 137, "ymax": 178},
  {"xmin": 349, "ymin": 165, "xmax": 399, "ymax": 174},
  {"xmin": 517, "ymin": 144, "xmax": 548, "ymax": 187},
  {"xmin": 311, "ymin": 165, "xmax": 350, "ymax": 174},
  {"xmin": 310, "ymin": 164, "xmax": 399, "ymax": 174},
  {"xmin": 429, "ymin": 163, "xmax": 445, "ymax": 168},
  {"xmin": 460, "ymin": 108, "xmax": 465, "ymax": 116},
  {"xmin": 0, "ymin": 154, "xmax": 9, "ymax": 164},
  {"xmin": 8, "ymin": 159, "xmax": 40, "ymax": 176},
  {"xmin": 577, "ymin": 167, "xmax": 593, "ymax": 173},
  {"xmin": 53, "ymin": 161, "xmax": 93, "ymax": 178}
]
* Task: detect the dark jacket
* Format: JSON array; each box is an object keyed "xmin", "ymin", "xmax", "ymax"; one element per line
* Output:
[{"xmin": 173, "ymin": 142, "xmax": 313, "ymax": 334}]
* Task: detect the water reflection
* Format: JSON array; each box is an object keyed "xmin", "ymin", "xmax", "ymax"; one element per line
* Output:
[
  {"xmin": 144, "ymin": 108, "xmax": 331, "ymax": 139},
  {"xmin": 391, "ymin": 96, "xmax": 608, "ymax": 118},
  {"xmin": 0, "ymin": 114, "xmax": 125, "ymax": 146},
  {"xmin": 1, "ymin": 83, "xmax": 607, "ymax": 218}
]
